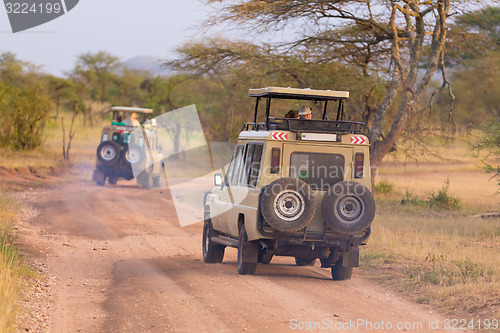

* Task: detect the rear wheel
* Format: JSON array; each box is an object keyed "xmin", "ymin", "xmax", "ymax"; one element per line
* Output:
[
  {"xmin": 95, "ymin": 170, "xmax": 105, "ymax": 186},
  {"xmin": 331, "ymin": 260, "xmax": 353, "ymax": 281},
  {"xmin": 108, "ymin": 175, "xmax": 118, "ymax": 185},
  {"xmin": 237, "ymin": 226, "xmax": 258, "ymax": 275},
  {"xmin": 202, "ymin": 219, "xmax": 225, "ymax": 263},
  {"xmin": 295, "ymin": 258, "xmax": 317, "ymax": 266},
  {"xmin": 152, "ymin": 175, "xmax": 162, "ymax": 188},
  {"xmin": 137, "ymin": 171, "xmax": 152, "ymax": 189}
]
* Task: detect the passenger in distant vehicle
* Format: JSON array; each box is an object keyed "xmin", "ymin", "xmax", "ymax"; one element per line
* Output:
[
  {"xmin": 125, "ymin": 112, "xmax": 140, "ymax": 127},
  {"xmin": 285, "ymin": 110, "xmax": 298, "ymax": 119},
  {"xmin": 112, "ymin": 115, "xmax": 125, "ymax": 125},
  {"xmin": 298, "ymin": 106, "xmax": 314, "ymax": 119}
]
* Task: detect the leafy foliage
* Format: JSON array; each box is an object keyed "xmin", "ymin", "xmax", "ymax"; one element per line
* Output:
[
  {"xmin": 469, "ymin": 119, "xmax": 500, "ymax": 187},
  {"xmin": 374, "ymin": 180, "xmax": 394, "ymax": 195},
  {"xmin": 0, "ymin": 83, "xmax": 52, "ymax": 150}
]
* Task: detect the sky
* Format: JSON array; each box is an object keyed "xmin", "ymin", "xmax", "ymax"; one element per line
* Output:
[{"xmin": 0, "ymin": 0, "xmax": 214, "ymax": 75}]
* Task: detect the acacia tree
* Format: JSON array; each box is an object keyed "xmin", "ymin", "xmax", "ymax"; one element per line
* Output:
[
  {"xmin": 200, "ymin": 0, "xmax": 479, "ymax": 172},
  {"xmin": 72, "ymin": 51, "xmax": 121, "ymax": 104},
  {"xmin": 167, "ymin": 38, "xmax": 383, "ymax": 142}
]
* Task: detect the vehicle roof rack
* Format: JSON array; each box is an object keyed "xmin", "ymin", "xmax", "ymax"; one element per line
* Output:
[
  {"xmin": 248, "ymin": 87, "xmax": 349, "ymax": 100},
  {"xmin": 110, "ymin": 107, "xmax": 153, "ymax": 114},
  {"xmin": 247, "ymin": 87, "xmax": 365, "ymax": 133}
]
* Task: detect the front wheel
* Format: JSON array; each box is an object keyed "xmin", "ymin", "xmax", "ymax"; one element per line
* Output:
[
  {"xmin": 202, "ymin": 219, "xmax": 225, "ymax": 263},
  {"xmin": 237, "ymin": 226, "xmax": 258, "ymax": 275}
]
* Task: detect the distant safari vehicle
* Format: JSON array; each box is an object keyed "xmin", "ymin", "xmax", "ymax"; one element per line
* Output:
[
  {"xmin": 203, "ymin": 87, "xmax": 375, "ymax": 280},
  {"xmin": 93, "ymin": 106, "xmax": 163, "ymax": 188}
]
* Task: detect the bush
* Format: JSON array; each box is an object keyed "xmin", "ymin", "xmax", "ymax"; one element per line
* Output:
[
  {"xmin": 469, "ymin": 119, "xmax": 500, "ymax": 188},
  {"xmin": 374, "ymin": 180, "xmax": 394, "ymax": 194},
  {"xmin": 0, "ymin": 83, "xmax": 52, "ymax": 150},
  {"xmin": 427, "ymin": 178, "xmax": 461, "ymax": 210},
  {"xmin": 401, "ymin": 178, "xmax": 461, "ymax": 210}
]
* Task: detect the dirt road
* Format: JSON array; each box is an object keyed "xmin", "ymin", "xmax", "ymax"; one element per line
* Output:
[{"xmin": 17, "ymin": 179, "xmax": 461, "ymax": 333}]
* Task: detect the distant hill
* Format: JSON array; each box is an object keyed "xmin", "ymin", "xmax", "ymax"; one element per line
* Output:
[{"xmin": 123, "ymin": 56, "xmax": 170, "ymax": 75}]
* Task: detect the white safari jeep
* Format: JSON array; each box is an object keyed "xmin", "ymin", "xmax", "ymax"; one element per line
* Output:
[{"xmin": 203, "ymin": 87, "xmax": 375, "ymax": 280}]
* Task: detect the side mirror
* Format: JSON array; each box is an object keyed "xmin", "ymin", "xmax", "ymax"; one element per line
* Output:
[{"xmin": 214, "ymin": 173, "xmax": 223, "ymax": 187}]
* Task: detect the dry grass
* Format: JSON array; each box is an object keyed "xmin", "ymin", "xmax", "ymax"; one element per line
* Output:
[
  {"xmin": 0, "ymin": 195, "xmax": 26, "ymax": 333},
  {"xmin": 0, "ymin": 110, "xmax": 105, "ymax": 332},
  {"xmin": 365, "ymin": 140, "xmax": 500, "ymax": 321}
]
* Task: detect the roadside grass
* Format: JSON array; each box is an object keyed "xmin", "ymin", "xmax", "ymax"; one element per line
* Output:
[
  {"xmin": 0, "ymin": 110, "xmax": 104, "ymax": 332},
  {"xmin": 361, "ymin": 206, "xmax": 500, "ymax": 319},
  {"xmin": 365, "ymin": 140, "xmax": 500, "ymax": 320},
  {"xmin": 0, "ymin": 195, "xmax": 31, "ymax": 333}
]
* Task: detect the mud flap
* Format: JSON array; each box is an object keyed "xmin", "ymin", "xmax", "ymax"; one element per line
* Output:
[{"xmin": 342, "ymin": 247, "xmax": 359, "ymax": 267}]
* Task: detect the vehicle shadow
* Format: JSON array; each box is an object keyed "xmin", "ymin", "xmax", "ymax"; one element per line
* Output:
[{"xmin": 148, "ymin": 256, "xmax": 332, "ymax": 282}]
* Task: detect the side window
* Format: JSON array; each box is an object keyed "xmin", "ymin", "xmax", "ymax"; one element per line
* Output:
[
  {"xmin": 225, "ymin": 154, "xmax": 236, "ymax": 187},
  {"xmin": 240, "ymin": 144, "xmax": 255, "ymax": 185},
  {"xmin": 240, "ymin": 143, "xmax": 263, "ymax": 186},
  {"xmin": 230, "ymin": 146, "xmax": 244, "ymax": 185},
  {"xmin": 248, "ymin": 145, "xmax": 263, "ymax": 186}
]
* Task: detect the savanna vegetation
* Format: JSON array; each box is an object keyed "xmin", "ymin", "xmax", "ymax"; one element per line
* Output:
[{"xmin": 0, "ymin": 1, "xmax": 499, "ymax": 331}]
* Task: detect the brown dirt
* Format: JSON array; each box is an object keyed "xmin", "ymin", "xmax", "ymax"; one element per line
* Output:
[{"xmin": 13, "ymin": 177, "xmax": 469, "ymax": 333}]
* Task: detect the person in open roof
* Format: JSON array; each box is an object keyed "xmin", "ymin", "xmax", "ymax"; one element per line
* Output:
[
  {"xmin": 125, "ymin": 112, "xmax": 140, "ymax": 127},
  {"xmin": 298, "ymin": 106, "xmax": 314, "ymax": 119}
]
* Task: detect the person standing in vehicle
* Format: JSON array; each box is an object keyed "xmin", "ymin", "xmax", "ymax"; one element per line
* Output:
[
  {"xmin": 298, "ymin": 106, "xmax": 313, "ymax": 119},
  {"xmin": 125, "ymin": 112, "xmax": 140, "ymax": 127}
]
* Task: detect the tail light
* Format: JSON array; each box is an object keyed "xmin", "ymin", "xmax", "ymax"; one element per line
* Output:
[
  {"xmin": 271, "ymin": 148, "xmax": 280, "ymax": 174},
  {"xmin": 355, "ymin": 153, "xmax": 364, "ymax": 178}
]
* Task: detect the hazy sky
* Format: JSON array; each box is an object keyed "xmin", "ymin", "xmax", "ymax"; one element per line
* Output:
[{"xmin": 0, "ymin": 0, "xmax": 214, "ymax": 75}]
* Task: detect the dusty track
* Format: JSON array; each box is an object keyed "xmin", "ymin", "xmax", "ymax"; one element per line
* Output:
[{"xmin": 18, "ymin": 179, "xmax": 462, "ymax": 332}]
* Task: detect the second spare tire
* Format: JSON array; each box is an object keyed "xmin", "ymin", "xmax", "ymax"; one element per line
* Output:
[
  {"xmin": 322, "ymin": 181, "xmax": 375, "ymax": 233},
  {"xmin": 260, "ymin": 177, "xmax": 316, "ymax": 233}
]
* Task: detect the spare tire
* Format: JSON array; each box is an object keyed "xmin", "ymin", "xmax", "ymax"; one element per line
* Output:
[
  {"xmin": 322, "ymin": 181, "xmax": 375, "ymax": 233},
  {"xmin": 126, "ymin": 144, "xmax": 147, "ymax": 170},
  {"xmin": 260, "ymin": 177, "xmax": 316, "ymax": 233},
  {"xmin": 97, "ymin": 141, "xmax": 120, "ymax": 166}
]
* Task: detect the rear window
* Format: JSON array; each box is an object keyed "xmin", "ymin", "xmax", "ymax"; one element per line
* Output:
[{"xmin": 290, "ymin": 152, "xmax": 345, "ymax": 189}]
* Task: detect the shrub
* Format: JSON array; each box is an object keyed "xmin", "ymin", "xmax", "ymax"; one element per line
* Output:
[
  {"xmin": 0, "ymin": 83, "xmax": 52, "ymax": 150},
  {"xmin": 401, "ymin": 178, "xmax": 461, "ymax": 210},
  {"xmin": 374, "ymin": 180, "xmax": 394, "ymax": 194},
  {"xmin": 427, "ymin": 178, "xmax": 461, "ymax": 210}
]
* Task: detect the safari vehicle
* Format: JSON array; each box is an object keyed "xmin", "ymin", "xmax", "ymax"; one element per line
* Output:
[
  {"xmin": 93, "ymin": 106, "xmax": 163, "ymax": 188},
  {"xmin": 202, "ymin": 87, "xmax": 375, "ymax": 280}
]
